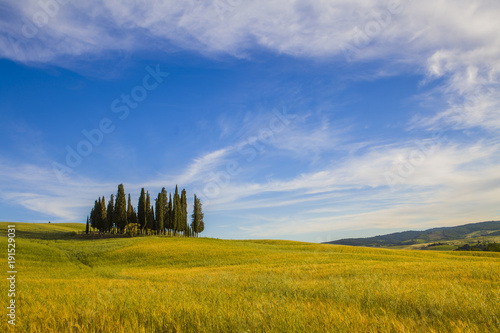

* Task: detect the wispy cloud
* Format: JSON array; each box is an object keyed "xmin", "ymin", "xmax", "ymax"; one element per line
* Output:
[
  {"xmin": 0, "ymin": 1, "xmax": 497, "ymax": 63},
  {"xmin": 187, "ymin": 137, "xmax": 500, "ymax": 238},
  {"xmin": 3, "ymin": 1, "xmax": 500, "ymax": 135},
  {"xmin": 152, "ymin": 148, "xmax": 231, "ymax": 187},
  {"xmin": 0, "ymin": 159, "xmax": 114, "ymax": 221},
  {"xmin": 414, "ymin": 50, "xmax": 500, "ymax": 130}
]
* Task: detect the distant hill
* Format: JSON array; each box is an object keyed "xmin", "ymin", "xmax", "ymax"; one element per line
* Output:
[{"xmin": 324, "ymin": 221, "xmax": 500, "ymax": 248}]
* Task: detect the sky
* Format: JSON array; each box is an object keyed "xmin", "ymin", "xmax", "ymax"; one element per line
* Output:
[{"xmin": 0, "ymin": 0, "xmax": 499, "ymax": 242}]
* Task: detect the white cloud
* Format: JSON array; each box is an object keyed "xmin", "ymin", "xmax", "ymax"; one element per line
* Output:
[
  {"xmin": 0, "ymin": 1, "xmax": 496, "ymax": 61},
  {"xmin": 2, "ymin": 1, "xmax": 499, "ymax": 133},
  {"xmin": 163, "ymin": 148, "xmax": 230, "ymax": 186},
  {"xmin": 0, "ymin": 160, "xmax": 115, "ymax": 221},
  {"xmin": 186, "ymin": 136, "xmax": 500, "ymax": 237},
  {"xmin": 417, "ymin": 49, "xmax": 500, "ymax": 130}
]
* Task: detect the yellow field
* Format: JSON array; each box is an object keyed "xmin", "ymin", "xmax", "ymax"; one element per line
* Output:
[{"xmin": 1, "ymin": 222, "xmax": 499, "ymax": 332}]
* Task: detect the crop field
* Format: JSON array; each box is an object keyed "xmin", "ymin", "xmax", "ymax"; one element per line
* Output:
[{"xmin": 1, "ymin": 222, "xmax": 499, "ymax": 332}]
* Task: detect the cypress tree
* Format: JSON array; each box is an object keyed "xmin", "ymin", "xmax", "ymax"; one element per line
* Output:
[
  {"xmin": 94, "ymin": 199, "xmax": 99, "ymax": 231},
  {"xmin": 138, "ymin": 188, "xmax": 146, "ymax": 232},
  {"xmin": 156, "ymin": 190, "xmax": 164, "ymax": 235},
  {"xmin": 191, "ymin": 195, "xmax": 204, "ymax": 237},
  {"xmin": 114, "ymin": 184, "xmax": 127, "ymax": 233},
  {"xmin": 173, "ymin": 186, "xmax": 181, "ymax": 236},
  {"xmin": 145, "ymin": 191, "xmax": 153, "ymax": 231},
  {"xmin": 101, "ymin": 196, "xmax": 107, "ymax": 233},
  {"xmin": 127, "ymin": 193, "xmax": 138, "ymax": 226},
  {"xmin": 169, "ymin": 193, "xmax": 173, "ymax": 234},
  {"xmin": 149, "ymin": 205, "xmax": 155, "ymax": 233},
  {"xmin": 95, "ymin": 198, "xmax": 103, "ymax": 232},
  {"xmin": 198, "ymin": 216, "xmax": 205, "ymax": 236},
  {"xmin": 162, "ymin": 188, "xmax": 168, "ymax": 234},
  {"xmin": 181, "ymin": 189, "xmax": 188, "ymax": 236},
  {"xmin": 86, "ymin": 216, "xmax": 90, "ymax": 234},
  {"xmin": 106, "ymin": 194, "xmax": 114, "ymax": 232},
  {"xmin": 191, "ymin": 195, "xmax": 198, "ymax": 237},
  {"xmin": 90, "ymin": 202, "xmax": 97, "ymax": 230},
  {"xmin": 198, "ymin": 196, "xmax": 204, "ymax": 236}
]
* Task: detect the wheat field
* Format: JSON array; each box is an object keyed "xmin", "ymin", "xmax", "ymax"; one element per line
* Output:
[{"xmin": 1, "ymin": 222, "xmax": 499, "ymax": 332}]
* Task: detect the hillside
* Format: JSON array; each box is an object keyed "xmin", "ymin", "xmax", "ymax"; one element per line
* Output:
[
  {"xmin": 324, "ymin": 221, "xmax": 500, "ymax": 249},
  {"xmin": 1, "ymin": 222, "xmax": 499, "ymax": 332}
]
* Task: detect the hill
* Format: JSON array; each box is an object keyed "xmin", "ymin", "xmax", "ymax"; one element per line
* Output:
[
  {"xmin": 324, "ymin": 221, "xmax": 500, "ymax": 249},
  {"xmin": 1, "ymin": 222, "xmax": 86, "ymax": 239},
  {"xmin": 1, "ymin": 222, "xmax": 499, "ymax": 332}
]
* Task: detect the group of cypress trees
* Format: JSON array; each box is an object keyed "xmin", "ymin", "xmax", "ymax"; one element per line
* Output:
[{"xmin": 86, "ymin": 184, "xmax": 204, "ymax": 237}]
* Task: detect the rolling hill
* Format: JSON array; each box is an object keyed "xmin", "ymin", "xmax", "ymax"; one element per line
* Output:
[
  {"xmin": 1, "ymin": 222, "xmax": 499, "ymax": 332},
  {"xmin": 324, "ymin": 221, "xmax": 500, "ymax": 249}
]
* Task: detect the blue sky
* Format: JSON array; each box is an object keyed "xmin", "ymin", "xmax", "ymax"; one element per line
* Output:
[{"xmin": 1, "ymin": 0, "xmax": 499, "ymax": 242}]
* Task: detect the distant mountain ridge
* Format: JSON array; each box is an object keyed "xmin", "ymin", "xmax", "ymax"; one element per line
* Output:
[{"xmin": 324, "ymin": 221, "xmax": 500, "ymax": 247}]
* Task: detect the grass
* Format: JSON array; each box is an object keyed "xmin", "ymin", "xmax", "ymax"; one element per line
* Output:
[{"xmin": 1, "ymin": 222, "xmax": 500, "ymax": 332}]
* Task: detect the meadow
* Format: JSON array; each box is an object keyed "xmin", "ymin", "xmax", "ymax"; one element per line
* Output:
[{"xmin": 1, "ymin": 222, "xmax": 499, "ymax": 332}]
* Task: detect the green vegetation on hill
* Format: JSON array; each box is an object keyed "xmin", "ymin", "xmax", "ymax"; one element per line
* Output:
[
  {"xmin": 1, "ymin": 222, "xmax": 500, "ymax": 332},
  {"xmin": 2, "ymin": 222, "xmax": 85, "ymax": 240},
  {"xmin": 456, "ymin": 241, "xmax": 500, "ymax": 252},
  {"xmin": 325, "ymin": 221, "xmax": 500, "ymax": 248},
  {"xmin": 88, "ymin": 184, "xmax": 204, "ymax": 237}
]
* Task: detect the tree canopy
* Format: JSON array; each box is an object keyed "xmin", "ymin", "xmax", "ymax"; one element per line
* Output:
[{"xmin": 87, "ymin": 184, "xmax": 204, "ymax": 237}]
